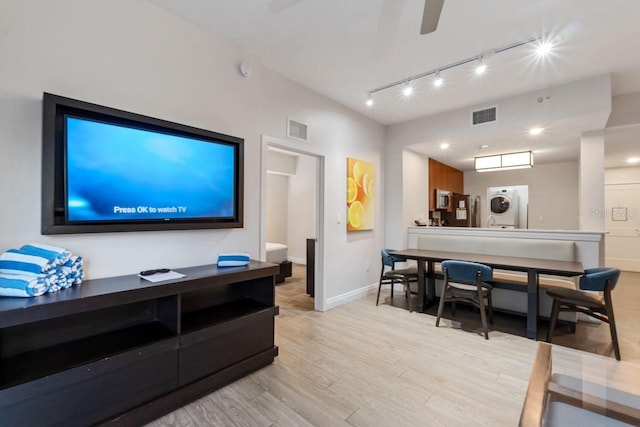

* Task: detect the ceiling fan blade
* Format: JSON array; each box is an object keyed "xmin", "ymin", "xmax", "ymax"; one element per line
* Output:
[{"xmin": 420, "ymin": 0, "xmax": 444, "ymax": 34}]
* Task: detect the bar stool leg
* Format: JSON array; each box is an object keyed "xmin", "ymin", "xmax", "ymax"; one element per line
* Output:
[
  {"xmin": 605, "ymin": 291, "xmax": 621, "ymax": 361},
  {"xmin": 546, "ymin": 299, "xmax": 561, "ymax": 342}
]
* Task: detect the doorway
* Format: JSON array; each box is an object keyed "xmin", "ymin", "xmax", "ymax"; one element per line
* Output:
[{"xmin": 259, "ymin": 135, "xmax": 325, "ymax": 311}]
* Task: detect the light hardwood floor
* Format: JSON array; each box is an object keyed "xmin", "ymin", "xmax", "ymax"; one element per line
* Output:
[{"xmin": 147, "ymin": 268, "xmax": 640, "ymax": 426}]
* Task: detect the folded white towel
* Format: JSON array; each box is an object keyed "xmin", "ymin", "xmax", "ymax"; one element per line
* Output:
[{"xmin": 0, "ymin": 273, "xmax": 49, "ymax": 297}]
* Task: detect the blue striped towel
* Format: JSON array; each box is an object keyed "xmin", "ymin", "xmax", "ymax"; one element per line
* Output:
[
  {"xmin": 217, "ymin": 253, "xmax": 251, "ymax": 267},
  {"xmin": 0, "ymin": 250, "xmax": 55, "ymax": 275},
  {"xmin": 0, "ymin": 273, "xmax": 49, "ymax": 297},
  {"xmin": 20, "ymin": 243, "xmax": 71, "ymax": 265}
]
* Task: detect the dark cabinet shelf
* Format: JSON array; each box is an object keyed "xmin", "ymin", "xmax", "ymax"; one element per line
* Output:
[
  {"xmin": 0, "ymin": 261, "xmax": 279, "ymax": 427},
  {"xmin": 0, "ymin": 321, "xmax": 174, "ymax": 389},
  {"xmin": 181, "ymin": 298, "xmax": 271, "ymax": 334}
]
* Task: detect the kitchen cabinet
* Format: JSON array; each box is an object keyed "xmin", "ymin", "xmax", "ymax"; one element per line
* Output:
[{"xmin": 428, "ymin": 158, "xmax": 464, "ymax": 211}]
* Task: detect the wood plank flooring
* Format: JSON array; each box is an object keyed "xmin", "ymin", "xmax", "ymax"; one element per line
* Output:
[{"xmin": 146, "ymin": 267, "xmax": 640, "ymax": 426}]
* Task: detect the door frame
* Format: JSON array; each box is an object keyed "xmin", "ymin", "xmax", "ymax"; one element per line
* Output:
[{"xmin": 259, "ymin": 135, "xmax": 326, "ymax": 311}]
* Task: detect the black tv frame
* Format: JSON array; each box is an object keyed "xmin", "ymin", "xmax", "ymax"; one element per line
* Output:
[{"xmin": 41, "ymin": 93, "xmax": 244, "ymax": 234}]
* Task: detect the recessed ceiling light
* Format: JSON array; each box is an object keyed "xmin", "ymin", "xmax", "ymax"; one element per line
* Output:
[
  {"xmin": 440, "ymin": 143, "xmax": 450, "ymax": 149},
  {"xmin": 627, "ymin": 157, "xmax": 640, "ymax": 164},
  {"xmin": 480, "ymin": 144, "xmax": 489, "ymax": 149},
  {"xmin": 529, "ymin": 127, "xmax": 544, "ymax": 135}
]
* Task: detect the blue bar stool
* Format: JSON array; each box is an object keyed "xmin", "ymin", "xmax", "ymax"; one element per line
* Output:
[{"xmin": 546, "ymin": 267, "xmax": 622, "ymax": 360}]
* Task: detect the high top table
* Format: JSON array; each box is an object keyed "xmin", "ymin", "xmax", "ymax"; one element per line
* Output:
[{"xmin": 388, "ymin": 249, "xmax": 584, "ymax": 339}]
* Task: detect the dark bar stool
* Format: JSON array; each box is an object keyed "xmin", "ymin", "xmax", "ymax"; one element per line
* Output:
[
  {"xmin": 435, "ymin": 260, "xmax": 494, "ymax": 340},
  {"xmin": 376, "ymin": 249, "xmax": 418, "ymax": 312},
  {"xmin": 546, "ymin": 267, "xmax": 622, "ymax": 360}
]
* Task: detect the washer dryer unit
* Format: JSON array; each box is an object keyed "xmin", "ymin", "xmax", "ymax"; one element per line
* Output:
[{"xmin": 489, "ymin": 189, "xmax": 519, "ymax": 227}]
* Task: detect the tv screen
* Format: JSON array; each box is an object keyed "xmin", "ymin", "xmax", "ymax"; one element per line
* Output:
[{"xmin": 42, "ymin": 93, "xmax": 244, "ymax": 234}]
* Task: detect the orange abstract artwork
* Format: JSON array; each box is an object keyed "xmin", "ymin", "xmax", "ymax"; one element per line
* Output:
[{"xmin": 346, "ymin": 157, "xmax": 375, "ymax": 231}]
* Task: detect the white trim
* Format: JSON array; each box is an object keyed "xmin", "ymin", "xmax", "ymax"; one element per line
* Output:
[
  {"xmin": 325, "ymin": 282, "xmax": 378, "ymax": 310},
  {"xmin": 287, "ymin": 256, "xmax": 306, "ymax": 265},
  {"xmin": 260, "ymin": 134, "xmax": 326, "ymax": 312}
]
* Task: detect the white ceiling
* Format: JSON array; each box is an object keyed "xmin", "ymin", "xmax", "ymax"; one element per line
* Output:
[{"xmin": 150, "ymin": 0, "xmax": 640, "ymax": 170}]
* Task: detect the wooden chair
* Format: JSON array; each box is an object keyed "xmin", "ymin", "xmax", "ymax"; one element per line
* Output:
[
  {"xmin": 546, "ymin": 267, "xmax": 622, "ymax": 360},
  {"xmin": 435, "ymin": 260, "xmax": 494, "ymax": 339},
  {"xmin": 519, "ymin": 342, "xmax": 640, "ymax": 426},
  {"xmin": 376, "ymin": 249, "xmax": 418, "ymax": 312}
]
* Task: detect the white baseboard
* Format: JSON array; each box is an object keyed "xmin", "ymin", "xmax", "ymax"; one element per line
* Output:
[
  {"xmin": 325, "ymin": 282, "xmax": 377, "ymax": 310},
  {"xmin": 287, "ymin": 256, "xmax": 306, "ymax": 265}
]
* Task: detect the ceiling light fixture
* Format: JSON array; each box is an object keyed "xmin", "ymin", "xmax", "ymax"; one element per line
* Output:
[
  {"xmin": 529, "ymin": 127, "xmax": 544, "ymax": 135},
  {"xmin": 475, "ymin": 57, "xmax": 487, "ymax": 75},
  {"xmin": 366, "ymin": 93, "xmax": 373, "ymax": 107},
  {"xmin": 433, "ymin": 71, "xmax": 443, "ymax": 87},
  {"xmin": 365, "ymin": 35, "xmax": 545, "ymax": 102},
  {"xmin": 402, "ymin": 81, "xmax": 414, "ymax": 97},
  {"xmin": 536, "ymin": 41, "xmax": 553, "ymax": 57},
  {"xmin": 440, "ymin": 142, "xmax": 450, "ymax": 149},
  {"xmin": 474, "ymin": 151, "xmax": 534, "ymax": 172},
  {"xmin": 627, "ymin": 157, "xmax": 640, "ymax": 164}
]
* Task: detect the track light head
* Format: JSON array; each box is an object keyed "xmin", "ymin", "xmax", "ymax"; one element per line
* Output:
[
  {"xmin": 536, "ymin": 41, "xmax": 553, "ymax": 57},
  {"xmin": 365, "ymin": 94, "xmax": 373, "ymax": 107},
  {"xmin": 475, "ymin": 57, "xmax": 487, "ymax": 75},
  {"xmin": 433, "ymin": 71, "xmax": 443, "ymax": 87},
  {"xmin": 402, "ymin": 81, "xmax": 414, "ymax": 97}
]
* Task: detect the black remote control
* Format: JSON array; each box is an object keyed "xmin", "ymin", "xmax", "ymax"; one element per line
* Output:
[{"xmin": 140, "ymin": 268, "xmax": 171, "ymax": 276}]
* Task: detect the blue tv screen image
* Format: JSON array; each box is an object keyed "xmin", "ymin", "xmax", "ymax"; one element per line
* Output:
[{"xmin": 65, "ymin": 116, "xmax": 237, "ymax": 223}]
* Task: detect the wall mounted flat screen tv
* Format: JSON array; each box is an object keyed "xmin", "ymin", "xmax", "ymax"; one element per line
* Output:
[{"xmin": 42, "ymin": 93, "xmax": 244, "ymax": 234}]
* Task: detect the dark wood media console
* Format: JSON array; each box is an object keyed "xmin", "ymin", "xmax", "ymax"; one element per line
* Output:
[{"xmin": 0, "ymin": 261, "xmax": 279, "ymax": 426}]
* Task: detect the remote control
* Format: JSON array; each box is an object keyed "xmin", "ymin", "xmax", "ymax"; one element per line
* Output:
[{"xmin": 140, "ymin": 268, "xmax": 171, "ymax": 276}]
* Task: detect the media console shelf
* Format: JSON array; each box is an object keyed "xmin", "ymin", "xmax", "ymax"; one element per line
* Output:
[{"xmin": 0, "ymin": 261, "xmax": 279, "ymax": 427}]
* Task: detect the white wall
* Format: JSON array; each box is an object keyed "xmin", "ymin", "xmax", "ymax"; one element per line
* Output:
[
  {"xmin": 386, "ymin": 76, "xmax": 611, "ymax": 248},
  {"xmin": 464, "ymin": 162, "xmax": 579, "ymax": 230},
  {"xmin": 0, "ymin": 0, "xmax": 264, "ymax": 277},
  {"xmin": 0, "ymin": 0, "xmax": 386, "ymax": 306},
  {"xmin": 605, "ymin": 167, "xmax": 640, "ymax": 271},
  {"xmin": 607, "ymin": 91, "xmax": 640, "ymax": 128},
  {"xmin": 579, "ymin": 131, "xmax": 605, "ymax": 231},
  {"xmin": 261, "ymin": 68, "xmax": 386, "ymax": 300},
  {"xmin": 402, "ymin": 150, "xmax": 429, "ymax": 230},
  {"xmin": 287, "ymin": 154, "xmax": 316, "ymax": 264},
  {"xmin": 266, "ymin": 174, "xmax": 289, "ymax": 244}
]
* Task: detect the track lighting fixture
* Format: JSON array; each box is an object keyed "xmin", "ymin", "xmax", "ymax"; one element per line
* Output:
[{"xmin": 364, "ymin": 35, "xmax": 549, "ymax": 106}]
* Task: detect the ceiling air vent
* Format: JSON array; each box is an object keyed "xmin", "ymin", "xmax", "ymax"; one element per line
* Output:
[{"xmin": 471, "ymin": 106, "xmax": 498, "ymax": 126}]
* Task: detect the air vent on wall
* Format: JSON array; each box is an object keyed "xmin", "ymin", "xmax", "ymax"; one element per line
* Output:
[
  {"xmin": 287, "ymin": 117, "xmax": 308, "ymax": 142},
  {"xmin": 471, "ymin": 106, "xmax": 498, "ymax": 126}
]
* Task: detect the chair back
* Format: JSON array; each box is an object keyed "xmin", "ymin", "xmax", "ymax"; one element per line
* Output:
[
  {"xmin": 579, "ymin": 267, "xmax": 621, "ymax": 291},
  {"xmin": 441, "ymin": 260, "xmax": 493, "ymax": 282},
  {"xmin": 381, "ymin": 249, "xmax": 406, "ymax": 268}
]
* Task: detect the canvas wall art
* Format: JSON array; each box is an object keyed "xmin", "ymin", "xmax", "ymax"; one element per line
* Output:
[{"xmin": 346, "ymin": 157, "xmax": 375, "ymax": 231}]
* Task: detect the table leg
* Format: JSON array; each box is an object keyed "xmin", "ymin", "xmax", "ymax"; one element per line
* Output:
[
  {"xmin": 526, "ymin": 269, "xmax": 539, "ymax": 340},
  {"xmin": 426, "ymin": 260, "xmax": 435, "ymax": 306},
  {"xmin": 417, "ymin": 260, "xmax": 426, "ymax": 312}
]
